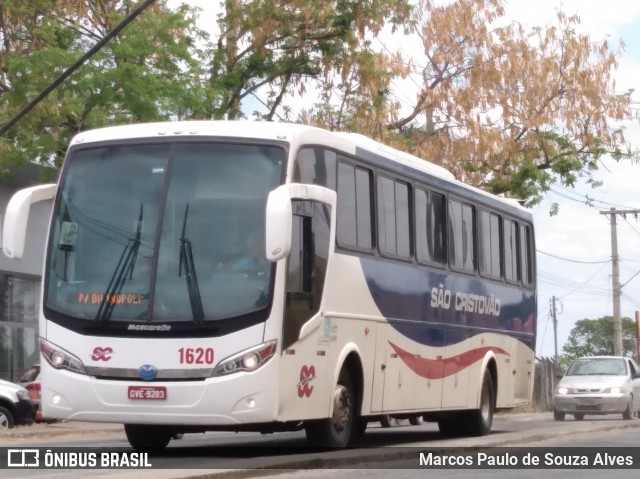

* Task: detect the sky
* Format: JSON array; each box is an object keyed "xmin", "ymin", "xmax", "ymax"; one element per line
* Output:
[
  {"xmin": 176, "ymin": 0, "xmax": 640, "ymax": 359},
  {"xmin": 503, "ymin": 0, "xmax": 640, "ymax": 359}
]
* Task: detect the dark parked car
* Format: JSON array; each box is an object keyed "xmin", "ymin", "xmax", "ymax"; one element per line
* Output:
[
  {"xmin": 0, "ymin": 379, "xmax": 37, "ymax": 429},
  {"xmin": 553, "ymin": 356, "xmax": 640, "ymax": 421}
]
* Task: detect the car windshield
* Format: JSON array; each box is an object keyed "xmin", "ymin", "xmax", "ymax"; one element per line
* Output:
[
  {"xmin": 45, "ymin": 141, "xmax": 284, "ymax": 327},
  {"xmin": 565, "ymin": 358, "xmax": 627, "ymax": 376}
]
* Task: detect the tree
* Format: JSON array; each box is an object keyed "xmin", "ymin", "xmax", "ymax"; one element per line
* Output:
[
  {"xmin": 562, "ymin": 316, "xmax": 637, "ymax": 364},
  {"xmin": 2, "ymin": 0, "xmax": 636, "ymax": 209},
  {"xmin": 205, "ymin": 0, "xmax": 412, "ymax": 121},
  {"xmin": 0, "ymin": 0, "xmax": 208, "ymax": 171},
  {"xmin": 304, "ymin": 0, "xmax": 637, "ymax": 207},
  {"xmin": 1, "ymin": 0, "xmax": 413, "ymax": 172}
]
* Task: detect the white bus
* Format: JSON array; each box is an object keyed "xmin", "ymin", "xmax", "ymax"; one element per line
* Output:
[{"xmin": 2, "ymin": 121, "xmax": 536, "ymax": 449}]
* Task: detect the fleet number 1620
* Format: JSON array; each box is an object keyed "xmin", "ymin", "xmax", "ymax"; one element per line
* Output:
[{"xmin": 178, "ymin": 347, "xmax": 214, "ymax": 364}]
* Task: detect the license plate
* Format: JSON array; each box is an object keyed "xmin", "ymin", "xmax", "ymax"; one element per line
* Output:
[
  {"xmin": 578, "ymin": 398, "xmax": 596, "ymax": 406},
  {"xmin": 128, "ymin": 385, "xmax": 167, "ymax": 400}
]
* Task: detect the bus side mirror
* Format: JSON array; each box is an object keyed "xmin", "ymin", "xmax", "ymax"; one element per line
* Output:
[
  {"xmin": 265, "ymin": 183, "xmax": 337, "ymax": 262},
  {"xmin": 265, "ymin": 185, "xmax": 292, "ymax": 262},
  {"xmin": 3, "ymin": 184, "xmax": 57, "ymax": 260}
]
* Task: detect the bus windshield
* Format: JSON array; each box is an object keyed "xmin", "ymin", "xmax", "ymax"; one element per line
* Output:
[{"xmin": 44, "ymin": 141, "xmax": 284, "ymax": 329}]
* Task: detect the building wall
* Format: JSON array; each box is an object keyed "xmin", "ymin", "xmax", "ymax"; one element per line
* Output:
[{"xmin": 0, "ymin": 185, "xmax": 53, "ymax": 382}]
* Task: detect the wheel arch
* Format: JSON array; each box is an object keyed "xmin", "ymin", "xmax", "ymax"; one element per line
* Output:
[
  {"xmin": 0, "ymin": 397, "xmax": 15, "ymax": 414},
  {"xmin": 477, "ymin": 352, "xmax": 498, "ymax": 409},
  {"xmin": 330, "ymin": 343, "xmax": 364, "ymax": 417}
]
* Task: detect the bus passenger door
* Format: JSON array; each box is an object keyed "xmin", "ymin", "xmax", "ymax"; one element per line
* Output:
[{"xmin": 278, "ymin": 199, "xmax": 332, "ymax": 421}]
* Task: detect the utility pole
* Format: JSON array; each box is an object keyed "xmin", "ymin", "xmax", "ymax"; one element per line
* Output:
[
  {"xmin": 551, "ymin": 296, "xmax": 559, "ymax": 363},
  {"xmin": 600, "ymin": 208, "xmax": 640, "ymax": 356},
  {"xmin": 636, "ymin": 311, "xmax": 640, "ymax": 363}
]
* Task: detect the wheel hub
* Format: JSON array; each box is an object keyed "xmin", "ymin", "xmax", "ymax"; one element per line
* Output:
[{"xmin": 331, "ymin": 384, "xmax": 352, "ymax": 433}]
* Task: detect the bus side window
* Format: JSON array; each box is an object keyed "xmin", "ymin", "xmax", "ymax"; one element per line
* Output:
[
  {"xmin": 519, "ymin": 224, "xmax": 533, "ymax": 286},
  {"xmin": 293, "ymin": 148, "xmax": 337, "ymax": 191},
  {"xmin": 504, "ymin": 219, "xmax": 519, "ymax": 283},
  {"xmin": 282, "ymin": 200, "xmax": 331, "ymax": 349},
  {"xmin": 448, "ymin": 199, "xmax": 475, "ymax": 273}
]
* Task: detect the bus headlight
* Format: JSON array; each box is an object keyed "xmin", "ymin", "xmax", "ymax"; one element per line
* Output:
[
  {"xmin": 211, "ymin": 340, "xmax": 277, "ymax": 377},
  {"xmin": 40, "ymin": 339, "xmax": 87, "ymax": 375}
]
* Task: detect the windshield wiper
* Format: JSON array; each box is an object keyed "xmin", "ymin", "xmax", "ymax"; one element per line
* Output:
[
  {"xmin": 179, "ymin": 203, "xmax": 205, "ymax": 324},
  {"xmin": 95, "ymin": 203, "xmax": 143, "ymax": 322}
]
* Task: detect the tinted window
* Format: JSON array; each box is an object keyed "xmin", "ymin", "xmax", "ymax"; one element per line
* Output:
[
  {"xmin": 46, "ymin": 142, "xmax": 284, "ymax": 324},
  {"xmin": 377, "ymin": 176, "xmax": 411, "ymax": 258},
  {"xmin": 283, "ymin": 201, "xmax": 331, "ymax": 349},
  {"xmin": 415, "ymin": 189, "xmax": 446, "ymax": 265},
  {"xmin": 520, "ymin": 224, "xmax": 533, "ymax": 286},
  {"xmin": 479, "ymin": 210, "xmax": 501, "ymax": 278},
  {"xmin": 293, "ymin": 148, "xmax": 337, "ymax": 191},
  {"xmin": 504, "ymin": 219, "xmax": 519, "ymax": 283},
  {"xmin": 449, "ymin": 200, "xmax": 475, "ymax": 272},
  {"xmin": 337, "ymin": 161, "xmax": 373, "ymax": 250}
]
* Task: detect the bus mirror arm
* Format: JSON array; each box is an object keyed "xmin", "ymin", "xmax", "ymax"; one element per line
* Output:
[
  {"xmin": 265, "ymin": 184, "xmax": 337, "ymax": 263},
  {"xmin": 3, "ymin": 184, "xmax": 57, "ymax": 259}
]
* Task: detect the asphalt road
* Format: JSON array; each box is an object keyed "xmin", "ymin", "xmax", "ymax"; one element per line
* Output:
[{"xmin": 260, "ymin": 427, "xmax": 640, "ymax": 479}]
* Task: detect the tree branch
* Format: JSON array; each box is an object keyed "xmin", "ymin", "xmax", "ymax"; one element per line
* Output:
[{"xmin": 265, "ymin": 73, "xmax": 292, "ymax": 121}]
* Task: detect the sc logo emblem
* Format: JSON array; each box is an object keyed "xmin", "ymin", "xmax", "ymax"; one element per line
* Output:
[{"xmin": 91, "ymin": 346, "xmax": 113, "ymax": 361}]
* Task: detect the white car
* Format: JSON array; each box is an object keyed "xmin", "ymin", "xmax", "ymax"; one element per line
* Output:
[
  {"xmin": 553, "ymin": 356, "xmax": 640, "ymax": 421},
  {"xmin": 0, "ymin": 379, "xmax": 37, "ymax": 430}
]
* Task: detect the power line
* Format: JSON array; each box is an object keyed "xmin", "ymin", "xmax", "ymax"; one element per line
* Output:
[
  {"xmin": 0, "ymin": 0, "xmax": 158, "ymax": 137},
  {"xmin": 537, "ymin": 249, "xmax": 609, "ymax": 264},
  {"xmin": 622, "ymin": 216, "xmax": 640, "ymax": 238},
  {"xmin": 538, "ymin": 264, "xmax": 611, "ymax": 299},
  {"xmin": 549, "ymin": 184, "xmax": 640, "ymax": 215}
]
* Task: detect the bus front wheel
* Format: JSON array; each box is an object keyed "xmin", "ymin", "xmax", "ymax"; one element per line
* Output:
[
  {"xmin": 305, "ymin": 370, "xmax": 357, "ymax": 448},
  {"xmin": 124, "ymin": 424, "xmax": 172, "ymax": 450}
]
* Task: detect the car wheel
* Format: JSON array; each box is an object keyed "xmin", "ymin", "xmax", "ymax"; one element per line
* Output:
[
  {"xmin": 553, "ymin": 408, "xmax": 565, "ymax": 421},
  {"xmin": 622, "ymin": 396, "xmax": 633, "ymax": 420},
  {"xmin": 573, "ymin": 413, "xmax": 585, "ymax": 421},
  {"xmin": 0, "ymin": 406, "xmax": 14, "ymax": 430}
]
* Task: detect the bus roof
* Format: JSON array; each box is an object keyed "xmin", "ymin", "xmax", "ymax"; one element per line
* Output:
[{"xmin": 70, "ymin": 120, "xmax": 529, "ymax": 215}]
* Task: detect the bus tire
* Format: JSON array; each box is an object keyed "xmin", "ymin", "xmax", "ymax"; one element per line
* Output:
[
  {"xmin": 124, "ymin": 424, "xmax": 172, "ymax": 451},
  {"xmin": 305, "ymin": 370, "xmax": 356, "ymax": 448},
  {"xmin": 437, "ymin": 415, "xmax": 465, "ymax": 437},
  {"xmin": 465, "ymin": 370, "xmax": 495, "ymax": 436}
]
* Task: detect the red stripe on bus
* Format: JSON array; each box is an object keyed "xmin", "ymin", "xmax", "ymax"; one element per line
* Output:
[{"xmin": 388, "ymin": 341, "xmax": 509, "ymax": 379}]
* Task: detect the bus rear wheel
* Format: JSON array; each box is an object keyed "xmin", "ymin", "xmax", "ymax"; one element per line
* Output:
[
  {"xmin": 465, "ymin": 371, "xmax": 495, "ymax": 436},
  {"xmin": 124, "ymin": 424, "xmax": 172, "ymax": 450},
  {"xmin": 305, "ymin": 370, "xmax": 357, "ymax": 448}
]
